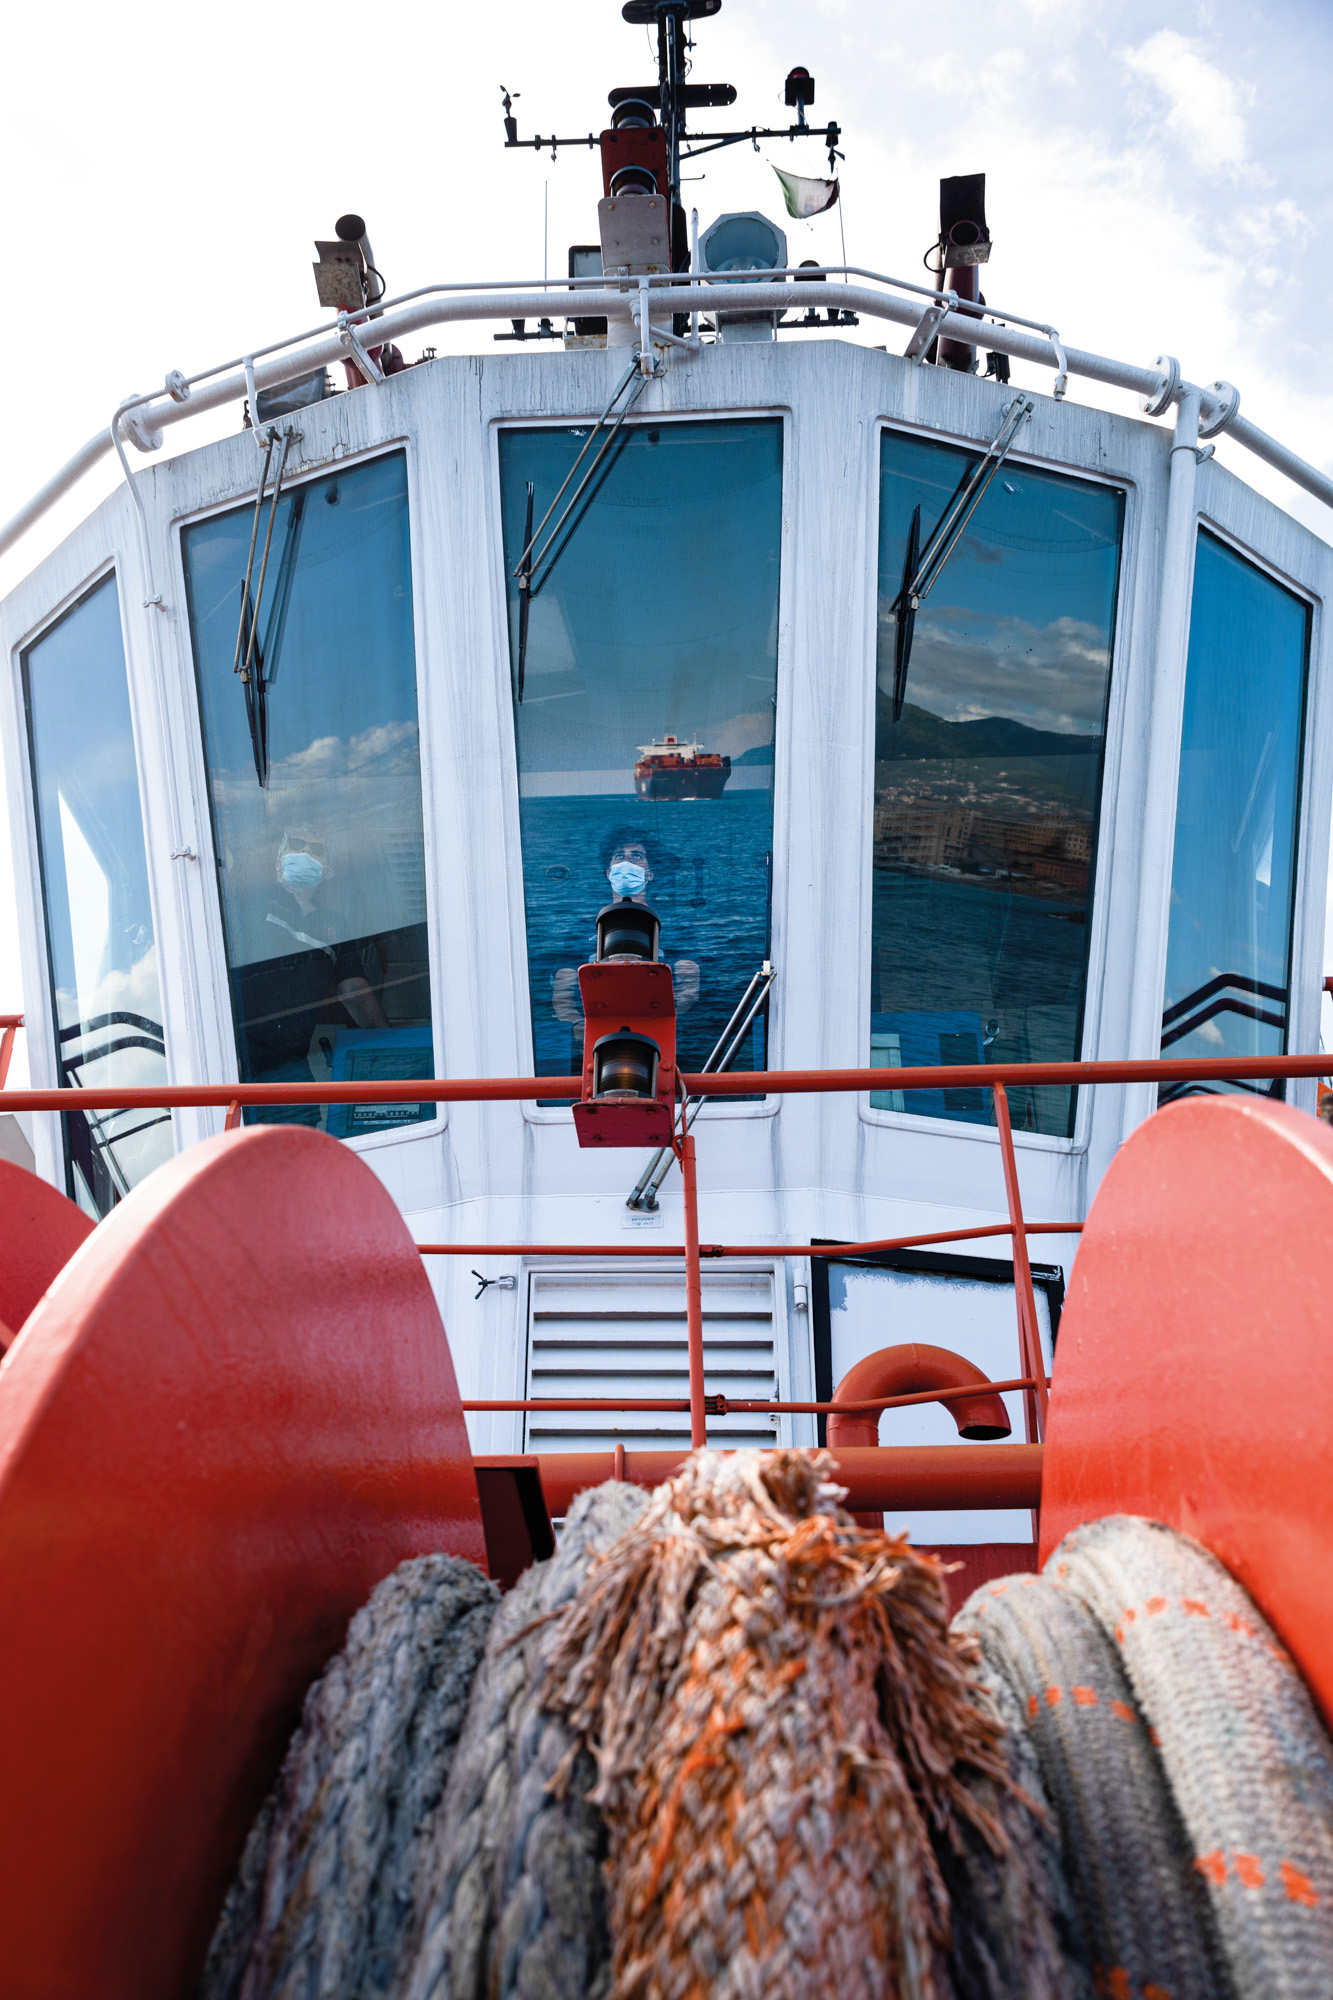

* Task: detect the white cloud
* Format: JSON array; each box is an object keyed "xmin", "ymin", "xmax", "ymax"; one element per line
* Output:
[{"xmin": 1125, "ymin": 29, "xmax": 1247, "ymax": 172}]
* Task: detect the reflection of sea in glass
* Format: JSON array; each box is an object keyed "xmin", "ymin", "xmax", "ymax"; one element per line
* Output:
[
  {"xmin": 1159, "ymin": 531, "xmax": 1308, "ymax": 1105},
  {"xmin": 23, "ymin": 575, "xmax": 171, "ymax": 1215},
  {"xmin": 871, "ymin": 431, "xmax": 1123, "ymax": 1137},
  {"xmin": 499, "ymin": 419, "xmax": 782, "ymax": 1082},
  {"xmin": 183, "ymin": 452, "xmax": 434, "ymax": 1135}
]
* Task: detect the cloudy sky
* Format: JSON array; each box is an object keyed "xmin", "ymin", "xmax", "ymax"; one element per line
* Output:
[{"xmin": 1, "ymin": 0, "xmax": 1330, "ymax": 1079}]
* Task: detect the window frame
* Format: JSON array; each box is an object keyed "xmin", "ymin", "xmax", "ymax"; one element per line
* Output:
[
  {"xmin": 1171, "ymin": 497, "xmax": 1326, "ymax": 1097},
  {"xmin": 169, "ymin": 434, "xmax": 449, "ymax": 1151},
  {"xmin": 857, "ymin": 411, "xmax": 1139, "ymax": 1156},
  {"xmin": 487, "ymin": 404, "xmax": 793, "ymax": 1129}
]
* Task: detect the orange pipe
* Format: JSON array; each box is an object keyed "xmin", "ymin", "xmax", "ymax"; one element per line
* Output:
[
  {"xmin": 681, "ymin": 1134, "xmax": 706, "ymax": 1449},
  {"xmin": 992, "ymin": 1083, "xmax": 1049, "ymax": 1440},
  {"xmin": 478, "ymin": 1443, "xmax": 1044, "ymax": 1519},
  {"xmin": 826, "ymin": 1344, "xmax": 1012, "ymax": 1448}
]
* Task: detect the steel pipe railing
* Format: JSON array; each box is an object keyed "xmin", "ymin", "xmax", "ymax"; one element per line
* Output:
[
  {"xmin": 4, "ymin": 1050, "xmax": 1322, "ymax": 1519},
  {"xmin": 5, "ymin": 257, "xmax": 1333, "ymax": 560}
]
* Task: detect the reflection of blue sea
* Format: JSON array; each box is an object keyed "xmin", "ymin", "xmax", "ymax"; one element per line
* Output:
[
  {"xmin": 872, "ymin": 871, "xmax": 1091, "ymax": 1137},
  {"xmin": 520, "ymin": 793, "xmax": 773, "ymax": 1076}
]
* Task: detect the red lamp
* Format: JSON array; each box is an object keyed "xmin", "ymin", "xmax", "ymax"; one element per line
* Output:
[{"xmin": 572, "ymin": 898, "xmax": 678, "ymax": 1148}]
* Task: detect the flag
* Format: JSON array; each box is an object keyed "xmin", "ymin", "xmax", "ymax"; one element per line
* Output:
[{"xmin": 772, "ymin": 164, "xmax": 839, "ymax": 220}]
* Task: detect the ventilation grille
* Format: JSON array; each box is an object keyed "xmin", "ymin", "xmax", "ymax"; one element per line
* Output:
[{"xmin": 524, "ymin": 1269, "xmax": 778, "ymax": 1453}]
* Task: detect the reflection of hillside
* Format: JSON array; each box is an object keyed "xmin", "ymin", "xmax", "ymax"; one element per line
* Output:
[{"xmin": 872, "ymin": 702, "xmax": 1100, "ymax": 898}]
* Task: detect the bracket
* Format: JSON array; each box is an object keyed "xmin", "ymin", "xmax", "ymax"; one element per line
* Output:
[
  {"xmin": 904, "ymin": 295, "xmax": 955, "ymax": 362},
  {"xmin": 337, "ymin": 313, "xmax": 385, "ymax": 386}
]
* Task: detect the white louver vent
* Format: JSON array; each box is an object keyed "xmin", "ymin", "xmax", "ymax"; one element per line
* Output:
[{"xmin": 524, "ymin": 1268, "xmax": 779, "ymax": 1454}]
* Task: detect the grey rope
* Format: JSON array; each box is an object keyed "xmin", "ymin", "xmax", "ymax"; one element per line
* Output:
[
  {"xmin": 198, "ymin": 1554, "xmax": 499, "ymax": 2000},
  {"xmin": 955, "ymin": 1571, "xmax": 1227, "ymax": 1999},
  {"xmin": 937, "ymin": 1649, "xmax": 1091, "ymax": 2000},
  {"xmin": 394, "ymin": 1481, "xmax": 649, "ymax": 2000},
  {"xmin": 1049, "ymin": 1515, "xmax": 1333, "ymax": 1999}
]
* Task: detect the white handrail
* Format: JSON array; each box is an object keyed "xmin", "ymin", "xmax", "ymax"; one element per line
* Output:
[{"xmin": 2, "ymin": 272, "xmax": 1331, "ymax": 563}]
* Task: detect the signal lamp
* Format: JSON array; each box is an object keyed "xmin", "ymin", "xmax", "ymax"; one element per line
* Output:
[
  {"xmin": 596, "ymin": 898, "xmax": 661, "ymax": 962},
  {"xmin": 574, "ymin": 902, "xmax": 676, "ymax": 1148},
  {"xmin": 612, "ymin": 98, "xmax": 658, "ymax": 130},
  {"xmin": 609, "ymin": 163, "xmax": 659, "ymax": 197},
  {"xmin": 591, "ymin": 1030, "xmax": 661, "ymax": 1100}
]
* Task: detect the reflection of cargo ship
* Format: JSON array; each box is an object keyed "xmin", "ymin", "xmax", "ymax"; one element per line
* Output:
[{"xmin": 634, "ymin": 735, "xmax": 732, "ymax": 801}]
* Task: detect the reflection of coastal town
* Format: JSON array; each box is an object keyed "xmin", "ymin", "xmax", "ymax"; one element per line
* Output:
[{"xmin": 874, "ymin": 764, "xmax": 1093, "ymax": 899}]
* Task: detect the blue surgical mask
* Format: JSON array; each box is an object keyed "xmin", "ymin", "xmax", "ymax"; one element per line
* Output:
[
  {"xmin": 608, "ymin": 860, "xmax": 647, "ymax": 899},
  {"xmin": 281, "ymin": 851, "xmax": 324, "ymax": 890}
]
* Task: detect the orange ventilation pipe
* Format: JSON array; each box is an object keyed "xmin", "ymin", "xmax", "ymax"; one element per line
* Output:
[{"xmin": 827, "ymin": 1343, "xmax": 1012, "ymax": 1449}]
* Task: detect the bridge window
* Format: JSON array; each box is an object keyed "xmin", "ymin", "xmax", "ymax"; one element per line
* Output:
[
  {"xmin": 871, "ymin": 429, "xmax": 1123, "ymax": 1137},
  {"xmin": 23, "ymin": 575, "xmax": 170, "ymax": 1215},
  {"xmin": 184, "ymin": 451, "xmax": 433, "ymax": 1137},
  {"xmin": 499, "ymin": 418, "xmax": 782, "ymax": 1091},
  {"xmin": 1159, "ymin": 530, "xmax": 1309, "ymax": 1103}
]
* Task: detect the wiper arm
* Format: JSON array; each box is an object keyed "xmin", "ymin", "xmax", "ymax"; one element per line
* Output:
[
  {"xmin": 513, "ymin": 359, "xmax": 647, "ymax": 701},
  {"xmin": 231, "ymin": 428, "xmax": 293, "ymax": 785},
  {"xmin": 891, "ymin": 395, "xmax": 1033, "ymax": 719}
]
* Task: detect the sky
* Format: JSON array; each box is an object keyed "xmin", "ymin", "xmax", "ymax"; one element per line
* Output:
[{"xmin": 1, "ymin": 0, "xmax": 1331, "ymax": 1084}]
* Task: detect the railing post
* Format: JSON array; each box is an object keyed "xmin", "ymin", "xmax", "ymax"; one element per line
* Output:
[
  {"xmin": 0, "ymin": 1016, "xmax": 20, "ymax": 1090},
  {"xmin": 680, "ymin": 1132, "xmax": 707, "ymax": 1449},
  {"xmin": 991, "ymin": 1083, "xmax": 1049, "ymax": 1443},
  {"xmin": 224, "ymin": 1101, "xmax": 242, "ymax": 1131}
]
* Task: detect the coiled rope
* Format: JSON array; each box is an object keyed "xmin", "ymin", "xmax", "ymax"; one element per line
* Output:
[
  {"xmin": 201, "ymin": 1467, "xmax": 1333, "ymax": 2000},
  {"xmin": 199, "ymin": 1553, "xmax": 499, "ymax": 2000},
  {"xmin": 954, "ymin": 1571, "xmax": 1227, "ymax": 1999},
  {"xmin": 394, "ymin": 1478, "xmax": 649, "ymax": 2000},
  {"xmin": 1050, "ymin": 1515, "xmax": 1333, "ymax": 1998},
  {"xmin": 537, "ymin": 1448, "xmax": 1039, "ymax": 2000}
]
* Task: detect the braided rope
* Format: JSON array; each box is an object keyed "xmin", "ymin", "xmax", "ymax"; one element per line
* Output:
[
  {"xmin": 1050, "ymin": 1516, "xmax": 1333, "ymax": 1998},
  {"xmin": 395, "ymin": 1480, "xmax": 649, "ymax": 2000},
  {"xmin": 198, "ymin": 1553, "xmax": 498, "ymax": 2000},
  {"xmin": 938, "ymin": 1648, "xmax": 1091, "ymax": 1999},
  {"xmin": 955, "ymin": 1572, "xmax": 1225, "ymax": 1999},
  {"xmin": 538, "ymin": 1449, "xmax": 1027, "ymax": 2000}
]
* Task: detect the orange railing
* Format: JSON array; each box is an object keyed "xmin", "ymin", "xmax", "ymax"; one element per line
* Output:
[{"xmin": 3, "ymin": 1048, "xmax": 1326, "ymax": 1453}]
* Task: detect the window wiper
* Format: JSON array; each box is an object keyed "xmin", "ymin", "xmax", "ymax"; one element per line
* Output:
[
  {"xmin": 513, "ymin": 358, "xmax": 647, "ymax": 701},
  {"xmin": 891, "ymin": 395, "xmax": 1034, "ymax": 721},
  {"xmin": 231, "ymin": 428, "xmax": 293, "ymax": 784},
  {"xmin": 259, "ymin": 483, "xmax": 308, "ymax": 692}
]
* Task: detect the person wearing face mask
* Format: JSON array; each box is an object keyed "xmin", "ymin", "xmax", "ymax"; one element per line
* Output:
[
  {"xmin": 233, "ymin": 830, "xmax": 390, "ymax": 1124},
  {"xmin": 551, "ymin": 831, "xmax": 701, "ymax": 1027}
]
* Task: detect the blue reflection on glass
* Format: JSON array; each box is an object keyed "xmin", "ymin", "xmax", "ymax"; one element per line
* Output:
[
  {"xmin": 1160, "ymin": 530, "xmax": 1309, "ymax": 1104},
  {"xmin": 873, "ymin": 429, "xmax": 1123, "ymax": 1137},
  {"xmin": 499, "ymin": 419, "xmax": 782, "ymax": 1087},
  {"xmin": 23, "ymin": 575, "xmax": 170, "ymax": 1214},
  {"xmin": 183, "ymin": 452, "xmax": 433, "ymax": 1136}
]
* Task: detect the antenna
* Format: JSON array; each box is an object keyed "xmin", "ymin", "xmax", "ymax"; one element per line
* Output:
[{"xmin": 499, "ymin": 2, "xmax": 843, "ymax": 216}]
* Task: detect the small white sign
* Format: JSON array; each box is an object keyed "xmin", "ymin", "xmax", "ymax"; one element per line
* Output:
[{"xmin": 621, "ymin": 1207, "xmax": 665, "ymax": 1230}]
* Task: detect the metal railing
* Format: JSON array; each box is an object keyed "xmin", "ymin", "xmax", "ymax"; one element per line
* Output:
[{"xmin": 3, "ymin": 1047, "xmax": 1326, "ymax": 1465}]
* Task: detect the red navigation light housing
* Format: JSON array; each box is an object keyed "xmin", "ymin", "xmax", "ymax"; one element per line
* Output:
[{"xmin": 573, "ymin": 951, "xmax": 677, "ymax": 1148}]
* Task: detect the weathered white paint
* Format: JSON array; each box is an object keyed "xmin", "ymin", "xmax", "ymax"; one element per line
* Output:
[{"xmin": 2, "ymin": 340, "xmax": 1329, "ymax": 1455}]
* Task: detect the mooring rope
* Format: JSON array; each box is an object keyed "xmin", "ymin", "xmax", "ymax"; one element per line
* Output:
[
  {"xmin": 200, "ymin": 1465, "xmax": 1333, "ymax": 2000},
  {"xmin": 535, "ymin": 1449, "xmax": 1031, "ymax": 2000},
  {"xmin": 198, "ymin": 1553, "xmax": 499, "ymax": 2000},
  {"xmin": 394, "ymin": 1479, "xmax": 650, "ymax": 2000},
  {"xmin": 954, "ymin": 1571, "xmax": 1226, "ymax": 1999},
  {"xmin": 1050, "ymin": 1516, "xmax": 1333, "ymax": 1999}
]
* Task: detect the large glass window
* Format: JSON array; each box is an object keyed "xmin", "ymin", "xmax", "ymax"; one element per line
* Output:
[
  {"xmin": 499, "ymin": 419, "xmax": 782, "ymax": 1088},
  {"xmin": 1159, "ymin": 530, "xmax": 1309, "ymax": 1104},
  {"xmin": 872, "ymin": 430, "xmax": 1123, "ymax": 1136},
  {"xmin": 183, "ymin": 452, "xmax": 433, "ymax": 1136},
  {"xmin": 23, "ymin": 575, "xmax": 170, "ymax": 1215}
]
